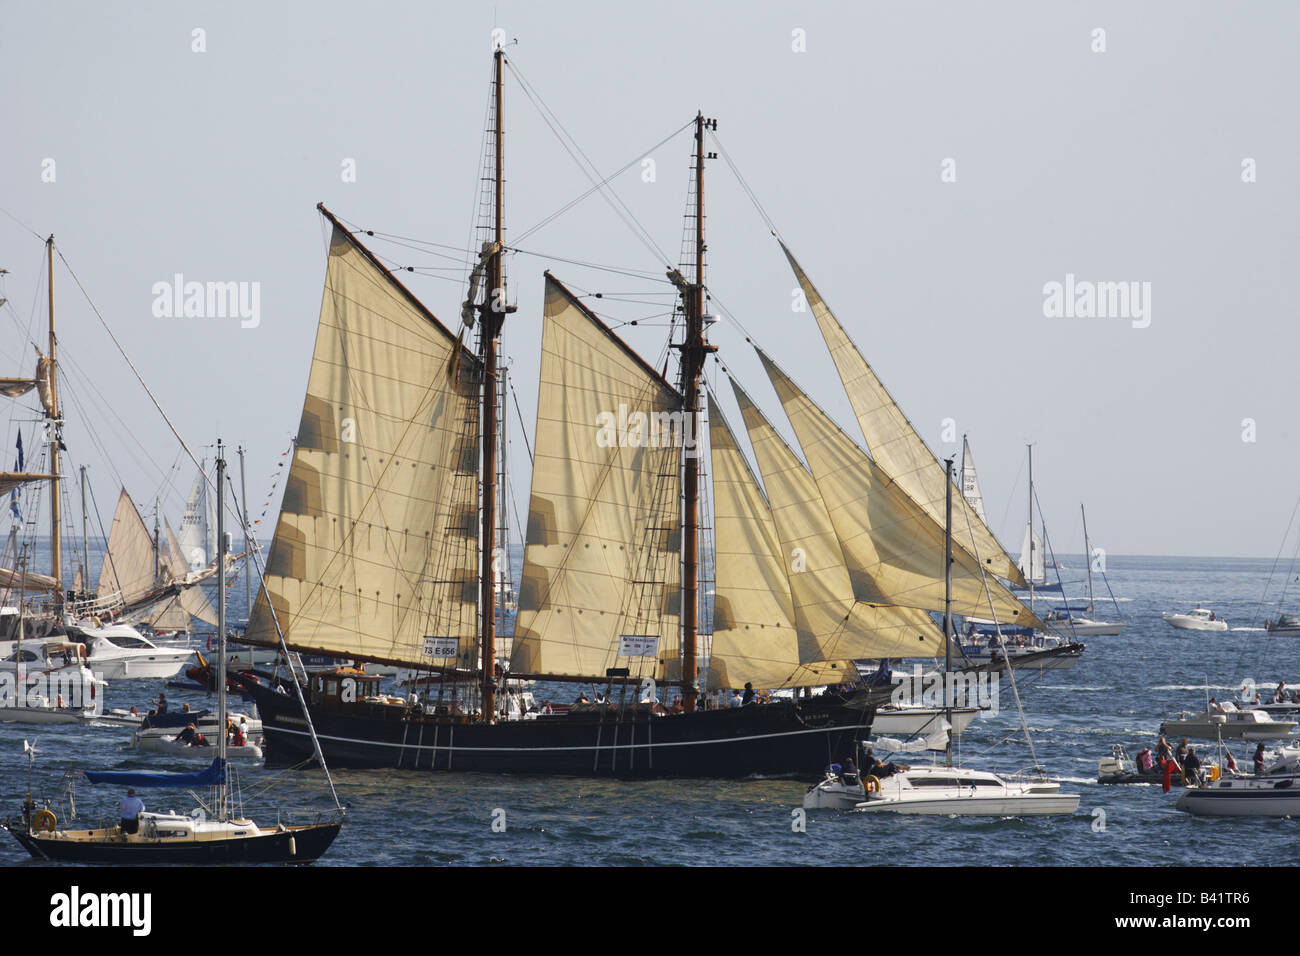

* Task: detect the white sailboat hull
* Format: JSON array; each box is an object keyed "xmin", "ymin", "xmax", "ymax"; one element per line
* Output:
[
  {"xmin": 857, "ymin": 793, "xmax": 1081, "ymax": 815},
  {"xmin": 1176, "ymin": 776, "xmax": 1300, "ymax": 816}
]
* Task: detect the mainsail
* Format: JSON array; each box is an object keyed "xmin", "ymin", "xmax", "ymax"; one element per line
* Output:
[
  {"xmin": 756, "ymin": 349, "xmax": 1041, "ymax": 628},
  {"xmin": 730, "ymin": 378, "xmax": 947, "ymax": 661},
  {"xmin": 781, "ymin": 242, "xmax": 1026, "ymax": 586},
  {"xmin": 510, "ymin": 275, "xmax": 681, "ymax": 680},
  {"xmin": 245, "ymin": 216, "xmax": 482, "ymax": 668},
  {"xmin": 707, "ymin": 394, "xmax": 861, "ymax": 688},
  {"xmin": 95, "ymin": 489, "xmax": 160, "ymax": 606},
  {"xmin": 178, "ymin": 465, "xmax": 214, "ymax": 572}
]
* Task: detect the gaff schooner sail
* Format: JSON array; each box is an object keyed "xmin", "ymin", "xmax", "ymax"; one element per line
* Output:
[{"xmin": 237, "ymin": 49, "xmax": 1034, "ymax": 778}]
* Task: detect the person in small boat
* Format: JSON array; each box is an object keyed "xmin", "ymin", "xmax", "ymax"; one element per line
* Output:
[
  {"xmin": 1135, "ymin": 748, "xmax": 1154, "ymax": 773},
  {"xmin": 1209, "ymin": 697, "xmax": 1224, "ymax": 713},
  {"xmin": 1183, "ymin": 747, "xmax": 1204, "ymax": 785},
  {"xmin": 862, "ymin": 747, "xmax": 903, "ymax": 779},
  {"xmin": 1224, "ymin": 750, "xmax": 1238, "ymax": 775},
  {"xmin": 1155, "ymin": 736, "xmax": 1172, "ymax": 764},
  {"xmin": 153, "ymin": 692, "xmax": 168, "ymax": 714},
  {"xmin": 1274, "ymin": 681, "xmax": 1288, "ymax": 704},
  {"xmin": 840, "ymin": 755, "xmax": 859, "ymax": 785},
  {"xmin": 1175, "ymin": 738, "xmax": 1190, "ymax": 767},
  {"xmin": 232, "ymin": 722, "xmax": 247, "ymax": 748},
  {"xmin": 119, "ymin": 789, "xmax": 144, "ymax": 836},
  {"xmin": 1254, "ymin": 742, "xmax": 1267, "ymax": 775},
  {"xmin": 175, "ymin": 723, "xmax": 199, "ymax": 746}
]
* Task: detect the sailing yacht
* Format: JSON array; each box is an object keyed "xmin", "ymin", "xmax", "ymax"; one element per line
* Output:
[
  {"xmin": 4, "ymin": 444, "xmax": 342, "ymax": 863},
  {"xmin": 237, "ymin": 48, "xmax": 1043, "ymax": 778}
]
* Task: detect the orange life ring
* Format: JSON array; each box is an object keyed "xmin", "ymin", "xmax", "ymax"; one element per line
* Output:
[
  {"xmin": 32, "ymin": 809, "xmax": 56, "ymax": 832},
  {"xmin": 865, "ymin": 775, "xmax": 880, "ymax": 793}
]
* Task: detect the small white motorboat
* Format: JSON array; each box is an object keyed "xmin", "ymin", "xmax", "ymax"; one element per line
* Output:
[
  {"xmin": 1162, "ymin": 609, "xmax": 1228, "ymax": 631},
  {"xmin": 1159, "ymin": 703, "xmax": 1296, "ymax": 741},
  {"xmin": 1264, "ymin": 614, "xmax": 1300, "ymax": 636},
  {"xmin": 854, "ymin": 765, "xmax": 1080, "ymax": 816}
]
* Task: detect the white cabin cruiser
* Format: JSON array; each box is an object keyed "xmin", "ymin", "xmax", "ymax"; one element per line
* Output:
[
  {"xmin": 855, "ymin": 765, "xmax": 1079, "ymax": 815},
  {"xmin": 1162, "ymin": 609, "xmax": 1227, "ymax": 631},
  {"xmin": 1159, "ymin": 703, "xmax": 1296, "ymax": 741},
  {"xmin": 0, "ymin": 640, "xmax": 106, "ymax": 724},
  {"xmin": 68, "ymin": 622, "xmax": 193, "ymax": 679}
]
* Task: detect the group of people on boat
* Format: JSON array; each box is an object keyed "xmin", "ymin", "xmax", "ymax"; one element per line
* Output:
[{"xmin": 1134, "ymin": 735, "xmax": 1269, "ymax": 786}]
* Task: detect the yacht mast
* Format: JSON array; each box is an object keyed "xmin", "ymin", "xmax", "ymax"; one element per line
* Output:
[
  {"xmin": 1026, "ymin": 443, "xmax": 1034, "ymax": 615},
  {"xmin": 238, "ymin": 444, "xmax": 251, "ymax": 616},
  {"xmin": 216, "ymin": 441, "xmax": 229, "ymax": 821},
  {"xmin": 1081, "ymin": 503, "xmax": 1094, "ymax": 616},
  {"xmin": 45, "ymin": 236, "xmax": 62, "ymax": 613},
  {"xmin": 478, "ymin": 46, "xmax": 509, "ymax": 723},
  {"xmin": 943, "ymin": 456, "xmax": 954, "ymax": 768}
]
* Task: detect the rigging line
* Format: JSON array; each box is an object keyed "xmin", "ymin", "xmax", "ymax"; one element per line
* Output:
[
  {"xmin": 504, "ymin": 57, "xmax": 677, "ymax": 269},
  {"xmin": 709, "ymin": 131, "xmax": 781, "ymax": 239},
  {"xmin": 514, "ymin": 119, "xmax": 696, "ymax": 246},
  {"xmin": 0, "ymin": 206, "xmax": 44, "ymax": 242},
  {"xmin": 509, "ymin": 246, "xmax": 668, "ymax": 281},
  {"xmin": 509, "ymin": 375, "xmax": 533, "ymax": 465}
]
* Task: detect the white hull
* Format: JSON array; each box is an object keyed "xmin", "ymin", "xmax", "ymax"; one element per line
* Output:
[
  {"xmin": 1160, "ymin": 706, "xmax": 1296, "ymax": 741},
  {"xmin": 1051, "ymin": 619, "xmax": 1125, "ymax": 637},
  {"xmin": 92, "ymin": 655, "xmax": 193, "ymax": 680},
  {"xmin": 0, "ymin": 706, "xmax": 97, "ymax": 725},
  {"xmin": 1162, "ymin": 612, "xmax": 1227, "ymax": 631},
  {"xmin": 873, "ymin": 706, "xmax": 977, "ymax": 736},
  {"xmin": 1177, "ymin": 775, "xmax": 1300, "ymax": 816},
  {"xmin": 132, "ymin": 734, "xmax": 264, "ymax": 760},
  {"xmin": 857, "ymin": 793, "xmax": 1081, "ymax": 815}
]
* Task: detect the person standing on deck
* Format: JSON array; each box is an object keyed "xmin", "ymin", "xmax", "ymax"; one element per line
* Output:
[{"xmin": 120, "ymin": 789, "xmax": 144, "ymax": 835}]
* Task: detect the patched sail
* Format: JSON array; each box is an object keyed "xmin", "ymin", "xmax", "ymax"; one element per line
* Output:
[
  {"xmin": 731, "ymin": 378, "xmax": 946, "ymax": 661},
  {"xmin": 708, "ymin": 393, "xmax": 858, "ymax": 688},
  {"xmin": 757, "ymin": 350, "xmax": 1040, "ymax": 628},
  {"xmin": 781, "ymin": 242, "xmax": 1025, "ymax": 586},
  {"xmin": 245, "ymin": 218, "xmax": 483, "ymax": 668},
  {"xmin": 96, "ymin": 489, "xmax": 159, "ymax": 606},
  {"xmin": 510, "ymin": 274, "xmax": 681, "ymax": 680}
]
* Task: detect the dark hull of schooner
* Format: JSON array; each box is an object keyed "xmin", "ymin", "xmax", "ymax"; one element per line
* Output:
[{"xmin": 239, "ymin": 678, "xmax": 872, "ymax": 780}]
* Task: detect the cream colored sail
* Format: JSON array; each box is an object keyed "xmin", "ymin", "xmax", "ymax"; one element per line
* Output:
[
  {"xmin": 960, "ymin": 435, "xmax": 988, "ymax": 524},
  {"xmin": 757, "ymin": 350, "xmax": 1040, "ymax": 628},
  {"xmin": 510, "ymin": 274, "xmax": 681, "ymax": 680},
  {"xmin": 781, "ymin": 242, "xmax": 1025, "ymax": 586},
  {"xmin": 707, "ymin": 394, "xmax": 858, "ymax": 688},
  {"xmin": 731, "ymin": 378, "xmax": 946, "ymax": 661},
  {"xmin": 245, "ymin": 220, "xmax": 482, "ymax": 668},
  {"xmin": 96, "ymin": 489, "xmax": 159, "ymax": 606}
]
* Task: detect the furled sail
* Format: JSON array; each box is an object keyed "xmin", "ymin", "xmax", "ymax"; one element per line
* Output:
[
  {"xmin": 781, "ymin": 242, "xmax": 1026, "ymax": 586},
  {"xmin": 510, "ymin": 274, "xmax": 681, "ymax": 681},
  {"xmin": 756, "ymin": 349, "xmax": 1041, "ymax": 628},
  {"xmin": 96, "ymin": 489, "xmax": 160, "ymax": 606},
  {"xmin": 731, "ymin": 378, "xmax": 946, "ymax": 661},
  {"xmin": 707, "ymin": 393, "xmax": 859, "ymax": 688},
  {"xmin": 959, "ymin": 435, "xmax": 987, "ymax": 524},
  {"xmin": 245, "ymin": 216, "xmax": 482, "ymax": 668}
]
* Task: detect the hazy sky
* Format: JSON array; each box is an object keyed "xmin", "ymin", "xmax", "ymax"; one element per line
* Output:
[{"xmin": 1, "ymin": 0, "xmax": 1296, "ymax": 559}]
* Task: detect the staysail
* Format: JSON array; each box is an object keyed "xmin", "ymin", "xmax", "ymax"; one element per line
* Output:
[
  {"xmin": 707, "ymin": 393, "xmax": 861, "ymax": 687},
  {"xmin": 245, "ymin": 215, "xmax": 483, "ymax": 669},
  {"xmin": 781, "ymin": 242, "xmax": 1025, "ymax": 586},
  {"xmin": 756, "ymin": 349, "xmax": 1041, "ymax": 628},
  {"xmin": 510, "ymin": 274, "xmax": 682, "ymax": 681},
  {"xmin": 731, "ymin": 378, "xmax": 947, "ymax": 661}
]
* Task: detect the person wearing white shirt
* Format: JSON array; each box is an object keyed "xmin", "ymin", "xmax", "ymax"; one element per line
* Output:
[{"xmin": 120, "ymin": 789, "xmax": 145, "ymax": 835}]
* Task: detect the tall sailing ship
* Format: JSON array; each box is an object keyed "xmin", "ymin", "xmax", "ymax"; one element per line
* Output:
[{"xmin": 237, "ymin": 48, "xmax": 1046, "ymax": 778}]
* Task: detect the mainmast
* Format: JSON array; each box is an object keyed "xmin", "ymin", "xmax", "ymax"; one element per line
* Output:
[
  {"xmin": 1026, "ymin": 443, "xmax": 1034, "ymax": 614},
  {"xmin": 943, "ymin": 456, "xmax": 954, "ymax": 767},
  {"xmin": 215, "ymin": 441, "xmax": 229, "ymax": 821},
  {"xmin": 45, "ymin": 236, "xmax": 62, "ymax": 613},
  {"xmin": 674, "ymin": 113, "xmax": 718, "ymax": 712},
  {"xmin": 478, "ymin": 46, "xmax": 513, "ymax": 723}
]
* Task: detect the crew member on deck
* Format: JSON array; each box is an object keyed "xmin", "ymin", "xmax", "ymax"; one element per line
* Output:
[{"xmin": 120, "ymin": 789, "xmax": 144, "ymax": 835}]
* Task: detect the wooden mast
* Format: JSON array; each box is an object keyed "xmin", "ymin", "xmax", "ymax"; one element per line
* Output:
[
  {"xmin": 677, "ymin": 113, "xmax": 717, "ymax": 712},
  {"xmin": 45, "ymin": 236, "xmax": 62, "ymax": 613},
  {"xmin": 478, "ymin": 46, "xmax": 510, "ymax": 723}
]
